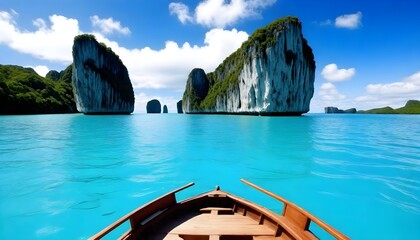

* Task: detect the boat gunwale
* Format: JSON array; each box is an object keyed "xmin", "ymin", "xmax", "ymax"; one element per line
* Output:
[
  {"xmin": 89, "ymin": 180, "xmax": 350, "ymax": 240},
  {"xmin": 241, "ymin": 179, "xmax": 350, "ymax": 240},
  {"xmin": 89, "ymin": 182, "xmax": 194, "ymax": 240}
]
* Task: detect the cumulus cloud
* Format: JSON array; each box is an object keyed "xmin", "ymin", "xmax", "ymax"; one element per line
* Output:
[
  {"xmin": 318, "ymin": 82, "xmax": 347, "ymax": 101},
  {"xmin": 169, "ymin": 2, "xmax": 193, "ymax": 24},
  {"xmin": 169, "ymin": 0, "xmax": 277, "ymax": 28},
  {"xmin": 94, "ymin": 28, "xmax": 248, "ymax": 90},
  {"xmin": 321, "ymin": 63, "xmax": 356, "ymax": 82},
  {"xmin": 90, "ymin": 15, "xmax": 130, "ymax": 35},
  {"xmin": 335, "ymin": 11, "xmax": 362, "ymax": 29},
  {"xmin": 0, "ymin": 10, "xmax": 79, "ymax": 63},
  {"xmin": 31, "ymin": 65, "xmax": 50, "ymax": 77},
  {"xmin": 366, "ymin": 72, "xmax": 420, "ymax": 96},
  {"xmin": 0, "ymin": 10, "xmax": 249, "ymax": 112},
  {"xmin": 356, "ymin": 71, "xmax": 420, "ymax": 109}
]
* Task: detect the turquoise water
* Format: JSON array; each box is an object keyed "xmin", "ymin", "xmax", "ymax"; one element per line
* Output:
[{"xmin": 0, "ymin": 114, "xmax": 419, "ymax": 239}]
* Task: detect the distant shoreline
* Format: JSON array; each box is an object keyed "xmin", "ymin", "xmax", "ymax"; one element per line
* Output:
[{"xmin": 325, "ymin": 100, "xmax": 420, "ymax": 114}]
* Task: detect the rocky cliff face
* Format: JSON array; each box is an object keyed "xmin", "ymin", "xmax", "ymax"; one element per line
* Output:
[
  {"xmin": 177, "ymin": 100, "xmax": 183, "ymax": 113},
  {"xmin": 72, "ymin": 34, "xmax": 134, "ymax": 114},
  {"xmin": 182, "ymin": 68, "xmax": 209, "ymax": 113},
  {"xmin": 182, "ymin": 17, "xmax": 315, "ymax": 115}
]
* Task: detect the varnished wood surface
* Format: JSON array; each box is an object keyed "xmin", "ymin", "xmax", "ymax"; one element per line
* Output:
[
  {"xmin": 169, "ymin": 213, "xmax": 275, "ymax": 236},
  {"xmin": 90, "ymin": 180, "xmax": 350, "ymax": 240},
  {"xmin": 241, "ymin": 179, "xmax": 350, "ymax": 240}
]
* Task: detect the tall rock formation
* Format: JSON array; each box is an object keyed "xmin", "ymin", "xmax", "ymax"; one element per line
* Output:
[
  {"xmin": 177, "ymin": 100, "xmax": 183, "ymax": 113},
  {"xmin": 146, "ymin": 99, "xmax": 161, "ymax": 113},
  {"xmin": 182, "ymin": 69, "xmax": 209, "ymax": 113},
  {"xmin": 182, "ymin": 17, "xmax": 315, "ymax": 115},
  {"xmin": 72, "ymin": 34, "xmax": 134, "ymax": 114},
  {"xmin": 163, "ymin": 105, "xmax": 168, "ymax": 113}
]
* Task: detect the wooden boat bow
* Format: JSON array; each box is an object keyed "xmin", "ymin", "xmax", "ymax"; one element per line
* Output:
[{"xmin": 89, "ymin": 180, "xmax": 349, "ymax": 240}]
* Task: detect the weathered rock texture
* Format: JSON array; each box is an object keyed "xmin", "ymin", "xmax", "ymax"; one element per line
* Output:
[
  {"xmin": 146, "ymin": 99, "xmax": 161, "ymax": 113},
  {"xmin": 182, "ymin": 17, "xmax": 315, "ymax": 115},
  {"xmin": 177, "ymin": 100, "xmax": 183, "ymax": 113},
  {"xmin": 72, "ymin": 34, "xmax": 134, "ymax": 114},
  {"xmin": 163, "ymin": 105, "xmax": 168, "ymax": 113}
]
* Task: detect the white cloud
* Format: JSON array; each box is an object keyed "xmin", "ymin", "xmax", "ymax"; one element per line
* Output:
[
  {"xmin": 366, "ymin": 71, "xmax": 420, "ymax": 96},
  {"xmin": 90, "ymin": 15, "xmax": 130, "ymax": 35},
  {"xmin": 318, "ymin": 82, "xmax": 347, "ymax": 101},
  {"xmin": 321, "ymin": 63, "xmax": 356, "ymax": 82},
  {"xmin": 0, "ymin": 10, "xmax": 249, "ymax": 112},
  {"xmin": 355, "ymin": 71, "xmax": 420, "ymax": 109},
  {"xmin": 169, "ymin": 2, "xmax": 193, "ymax": 24},
  {"xmin": 0, "ymin": 9, "xmax": 16, "ymax": 23},
  {"xmin": 0, "ymin": 11, "xmax": 79, "ymax": 63},
  {"xmin": 31, "ymin": 65, "xmax": 49, "ymax": 77},
  {"xmin": 0, "ymin": 10, "xmax": 18, "ymax": 43},
  {"xmin": 335, "ymin": 11, "xmax": 362, "ymax": 29},
  {"xmin": 94, "ymin": 28, "xmax": 248, "ymax": 90},
  {"xmin": 309, "ymin": 82, "xmax": 348, "ymax": 112},
  {"xmin": 169, "ymin": 0, "xmax": 277, "ymax": 28}
]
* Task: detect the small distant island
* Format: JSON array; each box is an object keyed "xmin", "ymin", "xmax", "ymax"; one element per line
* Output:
[
  {"xmin": 358, "ymin": 100, "xmax": 420, "ymax": 114},
  {"xmin": 324, "ymin": 107, "xmax": 356, "ymax": 114},
  {"xmin": 325, "ymin": 100, "xmax": 420, "ymax": 114}
]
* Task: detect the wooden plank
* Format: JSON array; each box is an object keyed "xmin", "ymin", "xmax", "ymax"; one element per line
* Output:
[
  {"xmin": 129, "ymin": 194, "xmax": 176, "ymax": 228},
  {"xmin": 163, "ymin": 234, "xmax": 183, "ymax": 240},
  {"xmin": 170, "ymin": 214, "xmax": 275, "ymax": 236},
  {"xmin": 200, "ymin": 207, "xmax": 234, "ymax": 214},
  {"xmin": 89, "ymin": 182, "xmax": 194, "ymax": 240},
  {"xmin": 240, "ymin": 179, "xmax": 349, "ymax": 240},
  {"xmin": 278, "ymin": 216, "xmax": 317, "ymax": 240},
  {"xmin": 253, "ymin": 237, "xmax": 281, "ymax": 240},
  {"xmin": 283, "ymin": 205, "xmax": 309, "ymax": 230}
]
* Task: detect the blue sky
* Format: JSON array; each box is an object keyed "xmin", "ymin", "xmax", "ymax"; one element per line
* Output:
[{"xmin": 1, "ymin": 0, "xmax": 419, "ymax": 113}]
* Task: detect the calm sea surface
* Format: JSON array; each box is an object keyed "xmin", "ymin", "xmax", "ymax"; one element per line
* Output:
[{"xmin": 0, "ymin": 113, "xmax": 419, "ymax": 239}]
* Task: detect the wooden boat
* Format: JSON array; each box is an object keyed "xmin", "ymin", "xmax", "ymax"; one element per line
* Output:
[{"xmin": 90, "ymin": 179, "xmax": 349, "ymax": 240}]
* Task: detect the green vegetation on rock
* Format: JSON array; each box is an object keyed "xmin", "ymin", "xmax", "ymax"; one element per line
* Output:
[
  {"xmin": 241, "ymin": 16, "xmax": 300, "ymax": 52},
  {"xmin": 46, "ymin": 70, "xmax": 61, "ymax": 80},
  {"xmin": 0, "ymin": 65, "xmax": 77, "ymax": 114},
  {"xmin": 59, "ymin": 64, "xmax": 73, "ymax": 83},
  {"xmin": 183, "ymin": 16, "xmax": 314, "ymax": 111},
  {"xmin": 197, "ymin": 44, "xmax": 245, "ymax": 110},
  {"xmin": 358, "ymin": 100, "xmax": 420, "ymax": 114}
]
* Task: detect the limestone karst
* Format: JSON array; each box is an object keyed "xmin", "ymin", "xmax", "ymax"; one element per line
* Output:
[
  {"xmin": 72, "ymin": 34, "xmax": 134, "ymax": 114},
  {"xmin": 182, "ymin": 17, "xmax": 315, "ymax": 115}
]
